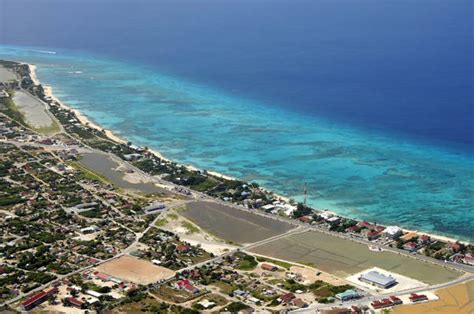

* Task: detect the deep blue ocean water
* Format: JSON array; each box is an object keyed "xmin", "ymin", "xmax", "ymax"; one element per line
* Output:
[{"xmin": 0, "ymin": 0, "xmax": 473, "ymax": 240}]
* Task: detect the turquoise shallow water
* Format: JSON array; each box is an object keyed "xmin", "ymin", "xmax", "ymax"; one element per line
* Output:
[{"xmin": 1, "ymin": 46, "xmax": 473, "ymax": 241}]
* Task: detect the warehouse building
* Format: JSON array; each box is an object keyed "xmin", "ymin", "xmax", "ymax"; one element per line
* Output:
[{"xmin": 359, "ymin": 270, "xmax": 397, "ymax": 289}]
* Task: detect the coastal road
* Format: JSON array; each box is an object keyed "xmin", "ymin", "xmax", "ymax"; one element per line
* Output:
[
  {"xmin": 10, "ymin": 135, "xmax": 471, "ymax": 276},
  {"xmin": 5, "ymin": 135, "xmax": 473, "ymax": 277}
]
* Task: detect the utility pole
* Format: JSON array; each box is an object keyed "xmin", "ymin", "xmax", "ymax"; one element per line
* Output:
[{"xmin": 304, "ymin": 182, "xmax": 307, "ymax": 205}]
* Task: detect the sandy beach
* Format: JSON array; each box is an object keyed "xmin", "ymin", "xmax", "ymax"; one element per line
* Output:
[
  {"xmin": 42, "ymin": 85, "xmax": 127, "ymax": 145},
  {"xmin": 27, "ymin": 64, "xmax": 40, "ymax": 85}
]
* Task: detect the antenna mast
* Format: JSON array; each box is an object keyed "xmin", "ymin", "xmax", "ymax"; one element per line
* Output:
[{"xmin": 304, "ymin": 182, "xmax": 307, "ymax": 205}]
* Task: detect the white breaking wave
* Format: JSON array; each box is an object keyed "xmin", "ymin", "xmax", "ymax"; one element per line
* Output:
[{"xmin": 33, "ymin": 49, "xmax": 57, "ymax": 54}]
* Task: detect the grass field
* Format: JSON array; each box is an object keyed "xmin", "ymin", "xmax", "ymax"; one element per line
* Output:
[
  {"xmin": 256, "ymin": 256, "xmax": 294, "ymax": 269},
  {"xmin": 211, "ymin": 281, "xmax": 238, "ymax": 295},
  {"xmin": 393, "ymin": 279, "xmax": 474, "ymax": 314},
  {"xmin": 181, "ymin": 201, "xmax": 294, "ymax": 244},
  {"xmin": 249, "ymin": 231, "xmax": 461, "ymax": 285}
]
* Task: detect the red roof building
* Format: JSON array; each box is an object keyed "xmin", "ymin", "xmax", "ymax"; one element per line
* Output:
[
  {"xmin": 20, "ymin": 287, "xmax": 58, "ymax": 311},
  {"xmin": 298, "ymin": 215, "xmax": 313, "ymax": 223},
  {"xmin": 358, "ymin": 221, "xmax": 372, "ymax": 228},
  {"xmin": 371, "ymin": 298, "xmax": 393, "ymax": 309},
  {"xmin": 292, "ymin": 298, "xmax": 307, "ymax": 308},
  {"xmin": 175, "ymin": 279, "xmax": 191, "ymax": 287},
  {"xmin": 65, "ymin": 297, "xmax": 85, "ymax": 309},
  {"xmin": 176, "ymin": 244, "xmax": 191, "ymax": 252},
  {"xmin": 389, "ymin": 296, "xmax": 403, "ymax": 305},
  {"xmin": 409, "ymin": 293, "xmax": 428, "ymax": 302},
  {"xmin": 403, "ymin": 241, "xmax": 418, "ymax": 252},
  {"xmin": 448, "ymin": 242, "xmax": 462, "ymax": 252},
  {"xmin": 175, "ymin": 279, "xmax": 199, "ymax": 294},
  {"xmin": 261, "ymin": 263, "xmax": 278, "ymax": 271},
  {"xmin": 366, "ymin": 230, "xmax": 381, "ymax": 241},
  {"xmin": 280, "ymin": 292, "xmax": 296, "ymax": 303},
  {"xmin": 418, "ymin": 235, "xmax": 431, "ymax": 244},
  {"xmin": 462, "ymin": 255, "xmax": 474, "ymax": 266},
  {"xmin": 94, "ymin": 272, "xmax": 110, "ymax": 281},
  {"xmin": 374, "ymin": 225, "xmax": 386, "ymax": 232}
]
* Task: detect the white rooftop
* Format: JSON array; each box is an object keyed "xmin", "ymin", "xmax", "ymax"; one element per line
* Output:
[{"xmin": 360, "ymin": 270, "xmax": 397, "ymax": 286}]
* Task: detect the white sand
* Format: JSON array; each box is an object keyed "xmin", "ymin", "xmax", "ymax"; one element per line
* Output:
[{"xmin": 27, "ymin": 64, "xmax": 40, "ymax": 85}]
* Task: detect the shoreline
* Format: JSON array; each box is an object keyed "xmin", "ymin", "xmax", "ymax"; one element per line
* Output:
[
  {"xmin": 26, "ymin": 62, "xmax": 470, "ymax": 246},
  {"xmin": 42, "ymin": 84, "xmax": 239, "ymax": 184}
]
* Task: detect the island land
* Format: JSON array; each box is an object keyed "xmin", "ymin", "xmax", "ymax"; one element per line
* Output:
[{"xmin": 0, "ymin": 61, "xmax": 472, "ymax": 314}]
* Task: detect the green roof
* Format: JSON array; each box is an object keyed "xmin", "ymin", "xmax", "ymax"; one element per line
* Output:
[{"xmin": 335, "ymin": 289, "xmax": 359, "ymax": 299}]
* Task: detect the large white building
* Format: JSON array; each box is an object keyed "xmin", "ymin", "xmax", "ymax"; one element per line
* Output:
[
  {"xmin": 359, "ymin": 271, "xmax": 397, "ymax": 289},
  {"xmin": 384, "ymin": 226, "xmax": 403, "ymax": 239}
]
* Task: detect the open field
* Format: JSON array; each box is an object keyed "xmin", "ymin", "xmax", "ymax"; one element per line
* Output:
[
  {"xmin": 159, "ymin": 210, "xmax": 237, "ymax": 255},
  {"xmin": 182, "ymin": 201, "xmax": 294, "ymax": 244},
  {"xmin": 152, "ymin": 285, "xmax": 199, "ymax": 303},
  {"xmin": 13, "ymin": 90, "xmax": 56, "ymax": 130},
  {"xmin": 103, "ymin": 296, "xmax": 163, "ymax": 313},
  {"xmin": 393, "ymin": 279, "xmax": 474, "ymax": 314},
  {"xmin": 249, "ymin": 231, "xmax": 461, "ymax": 285},
  {"xmin": 96, "ymin": 255, "xmax": 175, "ymax": 284},
  {"xmin": 0, "ymin": 65, "xmax": 16, "ymax": 82},
  {"xmin": 79, "ymin": 152, "xmax": 167, "ymax": 194}
]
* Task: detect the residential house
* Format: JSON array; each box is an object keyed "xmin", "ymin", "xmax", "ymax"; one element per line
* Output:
[
  {"xmin": 175, "ymin": 279, "xmax": 199, "ymax": 294},
  {"xmin": 292, "ymin": 298, "xmax": 308, "ymax": 308},
  {"xmin": 65, "ymin": 297, "xmax": 86, "ymax": 309},
  {"xmin": 448, "ymin": 242, "xmax": 462, "ymax": 253},
  {"xmin": 403, "ymin": 241, "xmax": 418, "ymax": 252},
  {"xmin": 261, "ymin": 263, "xmax": 278, "ymax": 272},
  {"xmin": 280, "ymin": 292, "xmax": 296, "ymax": 304},
  {"xmin": 462, "ymin": 255, "xmax": 474, "ymax": 266},
  {"xmin": 409, "ymin": 293, "xmax": 428, "ymax": 303},
  {"xmin": 366, "ymin": 230, "xmax": 381, "ymax": 241},
  {"xmin": 418, "ymin": 235, "xmax": 431, "ymax": 245}
]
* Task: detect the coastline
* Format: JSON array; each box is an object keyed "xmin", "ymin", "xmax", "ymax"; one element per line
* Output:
[
  {"xmin": 26, "ymin": 62, "xmax": 469, "ymax": 246},
  {"xmin": 42, "ymin": 83, "xmax": 238, "ymax": 183}
]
